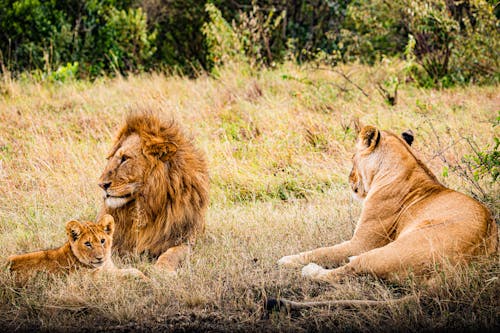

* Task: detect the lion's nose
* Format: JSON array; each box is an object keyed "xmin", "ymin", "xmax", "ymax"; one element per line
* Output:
[
  {"xmin": 95, "ymin": 256, "xmax": 104, "ymax": 262},
  {"xmin": 99, "ymin": 182, "xmax": 111, "ymax": 190}
]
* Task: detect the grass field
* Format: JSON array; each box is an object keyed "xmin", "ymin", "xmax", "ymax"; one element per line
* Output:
[{"xmin": 0, "ymin": 62, "xmax": 499, "ymax": 332}]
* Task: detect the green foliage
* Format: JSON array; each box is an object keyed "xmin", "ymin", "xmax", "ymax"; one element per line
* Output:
[
  {"xmin": 342, "ymin": 0, "xmax": 499, "ymax": 87},
  {"xmin": 0, "ymin": 0, "xmax": 154, "ymax": 77},
  {"xmin": 0, "ymin": 0, "xmax": 72, "ymax": 72},
  {"xmin": 98, "ymin": 7, "xmax": 156, "ymax": 75},
  {"xmin": 406, "ymin": 1, "xmax": 459, "ymax": 86},
  {"xmin": 231, "ymin": 2, "xmax": 285, "ymax": 67},
  {"xmin": 0, "ymin": 0, "xmax": 498, "ymax": 81},
  {"xmin": 284, "ymin": 0, "xmax": 352, "ymax": 62},
  {"xmin": 203, "ymin": 2, "xmax": 284, "ymax": 71},
  {"xmin": 49, "ymin": 62, "xmax": 79, "ymax": 83},
  {"xmin": 141, "ymin": 0, "xmax": 207, "ymax": 75},
  {"xmin": 464, "ymin": 114, "xmax": 500, "ymax": 183},
  {"xmin": 449, "ymin": 2, "xmax": 500, "ymax": 85},
  {"xmin": 340, "ymin": 0, "xmax": 408, "ymax": 64},
  {"xmin": 202, "ymin": 3, "xmax": 245, "ymax": 69}
]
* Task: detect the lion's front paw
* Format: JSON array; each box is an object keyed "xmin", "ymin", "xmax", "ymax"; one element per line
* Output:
[
  {"xmin": 301, "ymin": 263, "xmax": 326, "ymax": 279},
  {"xmin": 153, "ymin": 262, "xmax": 179, "ymax": 277},
  {"xmin": 277, "ymin": 254, "xmax": 303, "ymax": 268}
]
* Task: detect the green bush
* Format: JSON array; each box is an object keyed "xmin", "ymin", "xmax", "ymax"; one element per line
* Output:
[
  {"xmin": 0, "ymin": 0, "xmax": 72, "ymax": 73},
  {"xmin": 340, "ymin": 0, "xmax": 408, "ymax": 64},
  {"xmin": 96, "ymin": 7, "xmax": 156, "ymax": 75},
  {"xmin": 202, "ymin": 3, "xmax": 245, "ymax": 69},
  {"xmin": 341, "ymin": 0, "xmax": 499, "ymax": 87},
  {"xmin": 0, "ymin": 0, "xmax": 498, "ymax": 80},
  {"xmin": 0, "ymin": 0, "xmax": 154, "ymax": 78}
]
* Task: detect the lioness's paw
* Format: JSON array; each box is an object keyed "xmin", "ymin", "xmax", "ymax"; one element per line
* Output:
[
  {"xmin": 277, "ymin": 254, "xmax": 303, "ymax": 268},
  {"xmin": 301, "ymin": 263, "xmax": 325, "ymax": 279}
]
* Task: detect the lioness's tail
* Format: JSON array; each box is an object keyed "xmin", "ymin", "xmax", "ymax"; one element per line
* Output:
[{"xmin": 265, "ymin": 295, "xmax": 416, "ymax": 312}]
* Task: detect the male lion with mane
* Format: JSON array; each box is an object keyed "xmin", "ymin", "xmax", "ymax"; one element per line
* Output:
[
  {"xmin": 279, "ymin": 125, "xmax": 498, "ymax": 285},
  {"xmin": 98, "ymin": 110, "xmax": 209, "ymax": 272}
]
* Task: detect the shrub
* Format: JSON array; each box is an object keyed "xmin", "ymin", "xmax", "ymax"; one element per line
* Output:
[
  {"xmin": 0, "ymin": 0, "xmax": 155, "ymax": 77},
  {"xmin": 96, "ymin": 7, "xmax": 156, "ymax": 75},
  {"xmin": 341, "ymin": 0, "xmax": 499, "ymax": 87}
]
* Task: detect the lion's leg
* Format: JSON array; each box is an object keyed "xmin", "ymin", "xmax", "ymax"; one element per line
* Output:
[
  {"xmin": 94, "ymin": 266, "xmax": 151, "ymax": 282},
  {"xmin": 154, "ymin": 244, "xmax": 189, "ymax": 272},
  {"xmin": 278, "ymin": 235, "xmax": 383, "ymax": 268},
  {"xmin": 278, "ymin": 213, "xmax": 393, "ymax": 268},
  {"xmin": 301, "ymin": 229, "xmax": 455, "ymax": 284},
  {"xmin": 301, "ymin": 244, "xmax": 411, "ymax": 284},
  {"xmin": 115, "ymin": 268, "xmax": 151, "ymax": 282}
]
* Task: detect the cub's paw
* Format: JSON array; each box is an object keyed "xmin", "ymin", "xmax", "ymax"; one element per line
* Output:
[
  {"xmin": 277, "ymin": 254, "xmax": 303, "ymax": 268},
  {"xmin": 301, "ymin": 263, "xmax": 326, "ymax": 279}
]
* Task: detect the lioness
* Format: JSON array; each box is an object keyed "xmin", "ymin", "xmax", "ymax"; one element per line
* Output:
[
  {"xmin": 8, "ymin": 214, "xmax": 147, "ymax": 284},
  {"xmin": 279, "ymin": 126, "xmax": 498, "ymax": 284}
]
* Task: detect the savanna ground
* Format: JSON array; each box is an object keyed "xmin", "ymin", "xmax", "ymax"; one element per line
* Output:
[{"xmin": 0, "ymin": 61, "xmax": 499, "ymax": 332}]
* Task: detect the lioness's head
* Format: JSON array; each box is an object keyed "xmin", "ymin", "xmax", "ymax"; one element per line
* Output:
[
  {"xmin": 349, "ymin": 126, "xmax": 414, "ymax": 201},
  {"xmin": 66, "ymin": 215, "xmax": 114, "ymax": 268},
  {"xmin": 98, "ymin": 112, "xmax": 178, "ymax": 209}
]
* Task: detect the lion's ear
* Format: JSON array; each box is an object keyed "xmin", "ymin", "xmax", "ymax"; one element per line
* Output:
[
  {"xmin": 66, "ymin": 220, "xmax": 83, "ymax": 242},
  {"xmin": 401, "ymin": 129, "xmax": 414, "ymax": 146},
  {"xmin": 98, "ymin": 214, "xmax": 115, "ymax": 235},
  {"xmin": 144, "ymin": 137, "xmax": 178, "ymax": 161},
  {"xmin": 358, "ymin": 125, "xmax": 381, "ymax": 152}
]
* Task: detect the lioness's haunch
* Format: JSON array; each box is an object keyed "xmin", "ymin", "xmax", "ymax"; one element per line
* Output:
[
  {"xmin": 98, "ymin": 110, "xmax": 209, "ymax": 272},
  {"xmin": 279, "ymin": 126, "xmax": 498, "ymax": 284},
  {"xmin": 8, "ymin": 215, "xmax": 148, "ymax": 284}
]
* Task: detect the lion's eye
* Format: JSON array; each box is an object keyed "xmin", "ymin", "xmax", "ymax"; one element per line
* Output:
[
  {"xmin": 101, "ymin": 239, "xmax": 105, "ymax": 244},
  {"xmin": 120, "ymin": 155, "xmax": 129, "ymax": 164},
  {"xmin": 84, "ymin": 241, "xmax": 92, "ymax": 248}
]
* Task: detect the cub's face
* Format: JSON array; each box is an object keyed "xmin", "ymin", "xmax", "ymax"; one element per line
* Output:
[
  {"xmin": 98, "ymin": 134, "xmax": 149, "ymax": 209},
  {"xmin": 66, "ymin": 215, "xmax": 115, "ymax": 268}
]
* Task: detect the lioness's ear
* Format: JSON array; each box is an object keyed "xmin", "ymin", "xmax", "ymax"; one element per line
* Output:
[
  {"xmin": 401, "ymin": 129, "xmax": 414, "ymax": 146},
  {"xmin": 144, "ymin": 137, "xmax": 178, "ymax": 161},
  {"xmin": 66, "ymin": 220, "xmax": 83, "ymax": 242},
  {"xmin": 98, "ymin": 214, "xmax": 115, "ymax": 235},
  {"xmin": 358, "ymin": 125, "xmax": 381, "ymax": 151}
]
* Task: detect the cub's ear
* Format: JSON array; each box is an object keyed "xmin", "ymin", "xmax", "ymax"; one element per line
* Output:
[
  {"xmin": 66, "ymin": 220, "xmax": 83, "ymax": 242},
  {"xmin": 401, "ymin": 129, "xmax": 414, "ymax": 146},
  {"xmin": 357, "ymin": 125, "xmax": 381, "ymax": 152},
  {"xmin": 143, "ymin": 137, "xmax": 178, "ymax": 161},
  {"xmin": 98, "ymin": 214, "xmax": 115, "ymax": 235}
]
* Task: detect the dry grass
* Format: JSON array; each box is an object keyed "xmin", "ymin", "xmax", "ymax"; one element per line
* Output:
[{"xmin": 0, "ymin": 61, "xmax": 499, "ymax": 332}]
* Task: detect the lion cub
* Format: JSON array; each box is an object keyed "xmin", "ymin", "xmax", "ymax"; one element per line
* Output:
[{"xmin": 8, "ymin": 214, "xmax": 148, "ymax": 284}]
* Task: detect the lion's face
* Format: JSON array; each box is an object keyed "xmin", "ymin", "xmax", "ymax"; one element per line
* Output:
[
  {"xmin": 66, "ymin": 215, "xmax": 115, "ymax": 268},
  {"xmin": 98, "ymin": 134, "xmax": 150, "ymax": 209},
  {"xmin": 349, "ymin": 126, "xmax": 414, "ymax": 201},
  {"xmin": 349, "ymin": 158, "xmax": 367, "ymax": 201}
]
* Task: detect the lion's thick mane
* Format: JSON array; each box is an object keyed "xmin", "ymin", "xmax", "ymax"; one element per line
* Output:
[{"xmin": 100, "ymin": 111, "xmax": 209, "ymax": 258}]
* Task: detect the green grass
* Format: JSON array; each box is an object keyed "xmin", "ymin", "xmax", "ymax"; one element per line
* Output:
[{"xmin": 0, "ymin": 61, "xmax": 498, "ymax": 332}]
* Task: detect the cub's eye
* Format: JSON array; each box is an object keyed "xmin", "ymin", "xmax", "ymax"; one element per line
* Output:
[
  {"xmin": 120, "ymin": 155, "xmax": 129, "ymax": 164},
  {"xmin": 101, "ymin": 239, "xmax": 105, "ymax": 244},
  {"xmin": 84, "ymin": 241, "xmax": 92, "ymax": 248}
]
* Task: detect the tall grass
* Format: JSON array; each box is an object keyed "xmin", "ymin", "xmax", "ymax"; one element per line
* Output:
[{"xmin": 0, "ymin": 62, "xmax": 498, "ymax": 332}]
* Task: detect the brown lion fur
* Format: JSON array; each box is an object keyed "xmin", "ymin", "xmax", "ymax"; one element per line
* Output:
[
  {"xmin": 8, "ymin": 215, "xmax": 147, "ymax": 284},
  {"xmin": 279, "ymin": 125, "xmax": 498, "ymax": 284},
  {"xmin": 98, "ymin": 109, "xmax": 209, "ymax": 270}
]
